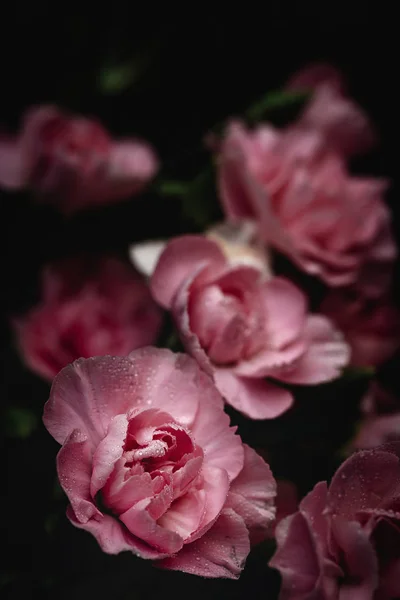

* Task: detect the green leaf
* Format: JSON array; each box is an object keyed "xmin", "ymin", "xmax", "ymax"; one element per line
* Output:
[
  {"xmin": 246, "ymin": 89, "xmax": 310, "ymax": 123},
  {"xmin": 341, "ymin": 366, "xmax": 376, "ymax": 381},
  {"xmin": 153, "ymin": 180, "xmax": 188, "ymax": 197},
  {"xmin": 98, "ymin": 63, "xmax": 137, "ymax": 95},
  {"xmin": 2, "ymin": 407, "xmax": 38, "ymax": 439}
]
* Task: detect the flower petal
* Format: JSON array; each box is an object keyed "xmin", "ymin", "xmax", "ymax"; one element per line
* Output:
[
  {"xmin": 129, "ymin": 240, "xmax": 167, "ymax": 278},
  {"xmin": 43, "ymin": 349, "xmax": 201, "ymax": 445},
  {"xmin": 228, "ymin": 445, "xmax": 276, "ymax": 544},
  {"xmin": 67, "ymin": 506, "xmax": 166, "ymax": 559},
  {"xmin": 159, "ymin": 508, "xmax": 250, "ymax": 579},
  {"xmin": 275, "ymin": 315, "xmax": 349, "ymax": 384},
  {"xmin": 150, "ymin": 235, "xmax": 226, "ymax": 308},
  {"xmin": 57, "ymin": 429, "xmax": 100, "ymax": 524},
  {"xmin": 214, "ymin": 369, "xmax": 293, "ymax": 419}
]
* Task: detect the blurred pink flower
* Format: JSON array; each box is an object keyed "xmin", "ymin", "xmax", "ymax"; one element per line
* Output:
[
  {"xmin": 321, "ymin": 289, "xmax": 400, "ymax": 368},
  {"xmin": 217, "ymin": 120, "xmax": 395, "ymax": 293},
  {"xmin": 0, "ymin": 105, "xmax": 158, "ymax": 213},
  {"xmin": 352, "ymin": 382, "xmax": 400, "ymax": 450},
  {"xmin": 354, "ymin": 414, "xmax": 400, "ymax": 449},
  {"xmin": 43, "ymin": 348, "xmax": 276, "ymax": 578},
  {"xmin": 13, "ymin": 256, "xmax": 162, "ymax": 380},
  {"xmin": 287, "ymin": 63, "xmax": 376, "ymax": 157},
  {"xmin": 150, "ymin": 235, "xmax": 349, "ymax": 420},
  {"xmin": 270, "ymin": 443, "xmax": 400, "ymax": 600}
]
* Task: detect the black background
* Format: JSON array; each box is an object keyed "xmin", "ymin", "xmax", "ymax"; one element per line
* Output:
[{"xmin": 1, "ymin": 5, "xmax": 398, "ymax": 599}]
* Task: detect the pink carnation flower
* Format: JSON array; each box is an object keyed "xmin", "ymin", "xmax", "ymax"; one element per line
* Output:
[
  {"xmin": 0, "ymin": 105, "xmax": 158, "ymax": 213},
  {"xmin": 150, "ymin": 235, "xmax": 349, "ymax": 419},
  {"xmin": 43, "ymin": 348, "xmax": 276, "ymax": 578},
  {"xmin": 321, "ymin": 289, "xmax": 400, "ymax": 368},
  {"xmin": 270, "ymin": 443, "xmax": 400, "ymax": 599},
  {"xmin": 13, "ymin": 256, "xmax": 162, "ymax": 380},
  {"xmin": 217, "ymin": 120, "xmax": 395, "ymax": 294},
  {"xmin": 287, "ymin": 62, "xmax": 376, "ymax": 157}
]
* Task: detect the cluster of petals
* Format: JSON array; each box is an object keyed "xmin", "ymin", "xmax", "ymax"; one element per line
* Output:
[
  {"xmin": 13, "ymin": 256, "xmax": 162, "ymax": 380},
  {"xmin": 43, "ymin": 348, "xmax": 276, "ymax": 578},
  {"xmin": 217, "ymin": 66, "xmax": 396, "ymax": 294},
  {"xmin": 0, "ymin": 105, "xmax": 158, "ymax": 213},
  {"xmin": 270, "ymin": 443, "xmax": 400, "ymax": 600},
  {"xmin": 150, "ymin": 234, "xmax": 349, "ymax": 419}
]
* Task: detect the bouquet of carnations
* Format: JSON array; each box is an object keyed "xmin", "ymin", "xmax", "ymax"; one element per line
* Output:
[{"xmin": 2, "ymin": 63, "xmax": 399, "ymax": 600}]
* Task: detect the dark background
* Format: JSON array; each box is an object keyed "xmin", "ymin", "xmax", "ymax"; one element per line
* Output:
[{"xmin": 1, "ymin": 6, "xmax": 398, "ymax": 599}]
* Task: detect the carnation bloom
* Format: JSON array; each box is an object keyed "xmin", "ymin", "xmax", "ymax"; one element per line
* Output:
[
  {"xmin": 217, "ymin": 120, "xmax": 395, "ymax": 294},
  {"xmin": 321, "ymin": 289, "xmax": 400, "ymax": 368},
  {"xmin": 13, "ymin": 256, "xmax": 162, "ymax": 380},
  {"xmin": 0, "ymin": 105, "xmax": 158, "ymax": 213},
  {"xmin": 150, "ymin": 235, "xmax": 349, "ymax": 419},
  {"xmin": 270, "ymin": 443, "xmax": 400, "ymax": 600},
  {"xmin": 353, "ymin": 382, "xmax": 400, "ymax": 450},
  {"xmin": 286, "ymin": 62, "xmax": 376, "ymax": 157},
  {"xmin": 43, "ymin": 348, "xmax": 276, "ymax": 578}
]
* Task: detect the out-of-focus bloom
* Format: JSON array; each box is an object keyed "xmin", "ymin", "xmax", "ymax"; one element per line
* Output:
[
  {"xmin": 321, "ymin": 290, "xmax": 400, "ymax": 368},
  {"xmin": 0, "ymin": 105, "xmax": 158, "ymax": 213},
  {"xmin": 217, "ymin": 120, "xmax": 395, "ymax": 293},
  {"xmin": 206, "ymin": 220, "xmax": 272, "ymax": 275},
  {"xmin": 361, "ymin": 380, "xmax": 400, "ymax": 416},
  {"xmin": 287, "ymin": 63, "xmax": 376, "ymax": 157},
  {"xmin": 150, "ymin": 235, "xmax": 349, "ymax": 420},
  {"xmin": 13, "ymin": 256, "xmax": 162, "ymax": 380},
  {"xmin": 270, "ymin": 443, "xmax": 400, "ymax": 600},
  {"xmin": 129, "ymin": 221, "xmax": 271, "ymax": 280},
  {"xmin": 354, "ymin": 413, "xmax": 400, "ymax": 449},
  {"xmin": 43, "ymin": 348, "xmax": 276, "ymax": 578},
  {"xmin": 353, "ymin": 382, "xmax": 400, "ymax": 449}
]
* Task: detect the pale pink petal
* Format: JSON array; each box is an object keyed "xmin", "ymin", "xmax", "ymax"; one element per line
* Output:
[
  {"xmin": 261, "ymin": 277, "xmax": 307, "ymax": 349},
  {"xmin": 119, "ymin": 497, "xmax": 184, "ymax": 554},
  {"xmin": 190, "ymin": 284, "xmax": 247, "ymax": 364},
  {"xmin": 129, "ymin": 240, "xmax": 167, "ymax": 278},
  {"xmin": 172, "ymin": 268, "xmax": 217, "ymax": 378},
  {"xmin": 276, "ymin": 315, "xmax": 349, "ymax": 385},
  {"xmin": 327, "ymin": 448, "xmax": 400, "ymax": 520},
  {"xmin": 158, "ymin": 488, "xmax": 206, "ymax": 539},
  {"xmin": 191, "ymin": 396, "xmax": 244, "ymax": 481},
  {"xmin": 109, "ymin": 140, "xmax": 158, "ymax": 186},
  {"xmin": 234, "ymin": 339, "xmax": 306, "ymax": 378},
  {"xmin": 171, "ymin": 454, "xmax": 204, "ymax": 498},
  {"xmin": 218, "ymin": 123, "xmax": 295, "ymax": 256},
  {"xmin": 299, "ymin": 85, "xmax": 376, "ymax": 157},
  {"xmin": 206, "ymin": 220, "xmax": 271, "ymax": 274},
  {"xmin": 159, "ymin": 508, "xmax": 250, "ymax": 579},
  {"xmin": 67, "ymin": 506, "xmax": 166, "ymax": 559},
  {"xmin": 57, "ymin": 429, "xmax": 100, "ymax": 524},
  {"xmin": 125, "ymin": 348, "xmax": 213, "ymax": 428},
  {"xmin": 190, "ymin": 465, "xmax": 230, "ymax": 541},
  {"xmin": 90, "ymin": 414, "xmax": 129, "ymax": 497},
  {"xmin": 331, "ymin": 517, "xmax": 378, "ymax": 600},
  {"xmin": 269, "ymin": 513, "xmax": 322, "ymax": 598},
  {"xmin": 102, "ymin": 460, "xmax": 155, "ymax": 514},
  {"xmin": 150, "ymin": 236, "xmax": 226, "ymax": 308},
  {"xmin": 43, "ymin": 349, "xmax": 202, "ymax": 446},
  {"xmin": 214, "ymin": 369, "xmax": 293, "ymax": 419},
  {"xmin": 228, "ymin": 445, "xmax": 276, "ymax": 543}
]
